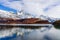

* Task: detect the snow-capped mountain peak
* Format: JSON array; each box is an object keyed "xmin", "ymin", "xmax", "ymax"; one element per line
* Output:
[
  {"xmin": 0, "ymin": 10, "xmax": 34, "ymax": 19},
  {"xmin": 0, "ymin": 10, "xmax": 20, "ymax": 19}
]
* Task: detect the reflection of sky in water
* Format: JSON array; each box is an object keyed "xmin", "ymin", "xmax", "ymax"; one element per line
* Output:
[{"xmin": 0, "ymin": 25, "xmax": 60, "ymax": 40}]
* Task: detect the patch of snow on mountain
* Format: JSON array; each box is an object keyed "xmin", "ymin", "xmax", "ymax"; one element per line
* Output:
[{"xmin": 0, "ymin": 10, "xmax": 20, "ymax": 19}]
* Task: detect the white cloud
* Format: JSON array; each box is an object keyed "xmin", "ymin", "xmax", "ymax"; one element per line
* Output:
[
  {"xmin": 0, "ymin": 0, "xmax": 23, "ymax": 11},
  {"xmin": 45, "ymin": 5, "xmax": 60, "ymax": 18},
  {"xmin": 5, "ymin": 1, "xmax": 23, "ymax": 11},
  {"xmin": 23, "ymin": 0, "xmax": 60, "ymax": 18},
  {"xmin": 0, "ymin": 0, "xmax": 60, "ymax": 19}
]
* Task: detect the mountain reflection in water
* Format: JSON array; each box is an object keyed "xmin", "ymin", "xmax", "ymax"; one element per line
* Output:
[{"xmin": 0, "ymin": 25, "xmax": 60, "ymax": 40}]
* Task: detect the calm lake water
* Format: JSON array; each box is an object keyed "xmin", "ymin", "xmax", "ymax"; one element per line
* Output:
[{"xmin": 0, "ymin": 25, "xmax": 60, "ymax": 40}]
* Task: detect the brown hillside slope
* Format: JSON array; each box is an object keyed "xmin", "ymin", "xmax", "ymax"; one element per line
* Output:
[{"xmin": 0, "ymin": 18, "xmax": 51, "ymax": 29}]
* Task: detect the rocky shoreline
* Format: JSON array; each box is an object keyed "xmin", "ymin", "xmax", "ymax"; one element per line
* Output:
[{"xmin": 0, "ymin": 18, "xmax": 51, "ymax": 29}]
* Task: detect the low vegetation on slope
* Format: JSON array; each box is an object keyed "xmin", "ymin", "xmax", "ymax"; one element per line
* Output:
[{"xmin": 53, "ymin": 20, "xmax": 60, "ymax": 29}]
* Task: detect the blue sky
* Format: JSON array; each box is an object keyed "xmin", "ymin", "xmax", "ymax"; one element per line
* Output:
[
  {"xmin": 0, "ymin": 0, "xmax": 60, "ymax": 18},
  {"xmin": 0, "ymin": 4, "xmax": 17, "ymax": 13},
  {"xmin": 0, "ymin": 0, "xmax": 22, "ymax": 13}
]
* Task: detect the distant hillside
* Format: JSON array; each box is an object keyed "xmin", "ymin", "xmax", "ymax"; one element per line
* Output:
[
  {"xmin": 0, "ymin": 18, "xmax": 51, "ymax": 24},
  {"xmin": 0, "ymin": 18, "xmax": 51, "ymax": 29},
  {"xmin": 53, "ymin": 20, "xmax": 60, "ymax": 29}
]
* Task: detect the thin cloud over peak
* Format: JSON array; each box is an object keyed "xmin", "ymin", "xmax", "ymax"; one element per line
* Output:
[
  {"xmin": 0, "ymin": 0, "xmax": 22, "ymax": 12},
  {"xmin": 0, "ymin": 0, "xmax": 60, "ymax": 19}
]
